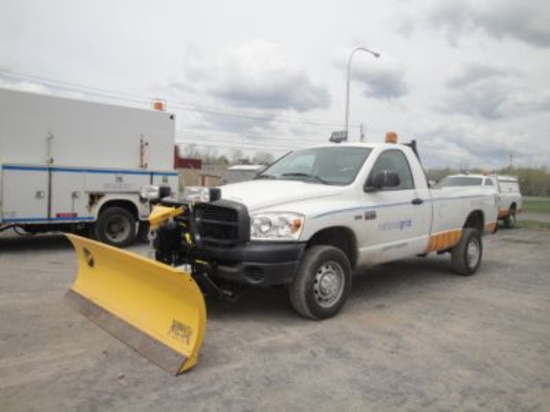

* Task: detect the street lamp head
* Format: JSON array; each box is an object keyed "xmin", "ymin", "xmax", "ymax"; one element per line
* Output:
[{"xmin": 352, "ymin": 47, "xmax": 380, "ymax": 60}]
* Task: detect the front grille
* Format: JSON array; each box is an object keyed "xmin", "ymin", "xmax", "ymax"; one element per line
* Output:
[
  {"xmin": 199, "ymin": 205, "xmax": 238, "ymax": 223},
  {"xmin": 195, "ymin": 200, "xmax": 249, "ymax": 246}
]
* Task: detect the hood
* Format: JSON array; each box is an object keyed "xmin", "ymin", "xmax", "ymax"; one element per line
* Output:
[{"xmin": 219, "ymin": 180, "xmax": 345, "ymax": 211}]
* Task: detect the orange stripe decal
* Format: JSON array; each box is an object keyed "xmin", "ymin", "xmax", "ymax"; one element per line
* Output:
[
  {"xmin": 427, "ymin": 229, "xmax": 463, "ymax": 253},
  {"xmin": 498, "ymin": 209, "xmax": 509, "ymax": 218}
]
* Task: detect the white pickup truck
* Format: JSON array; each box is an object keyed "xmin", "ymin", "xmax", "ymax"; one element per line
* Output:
[
  {"xmin": 437, "ymin": 173, "xmax": 522, "ymax": 228},
  {"xmin": 152, "ymin": 138, "xmax": 498, "ymax": 320}
]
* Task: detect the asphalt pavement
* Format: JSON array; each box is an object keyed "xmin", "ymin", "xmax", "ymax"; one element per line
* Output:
[{"xmin": 0, "ymin": 227, "xmax": 549, "ymax": 411}]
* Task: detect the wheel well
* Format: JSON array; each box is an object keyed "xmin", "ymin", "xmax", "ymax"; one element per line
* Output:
[
  {"xmin": 98, "ymin": 200, "xmax": 138, "ymax": 221},
  {"xmin": 307, "ymin": 227, "xmax": 357, "ymax": 269},
  {"xmin": 464, "ymin": 210, "xmax": 484, "ymax": 233}
]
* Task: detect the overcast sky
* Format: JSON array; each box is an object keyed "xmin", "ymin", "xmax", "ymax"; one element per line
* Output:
[{"xmin": 1, "ymin": 0, "xmax": 549, "ymax": 169}]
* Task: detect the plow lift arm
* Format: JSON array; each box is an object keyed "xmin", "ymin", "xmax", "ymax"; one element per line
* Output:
[{"xmin": 150, "ymin": 199, "xmax": 241, "ymax": 301}]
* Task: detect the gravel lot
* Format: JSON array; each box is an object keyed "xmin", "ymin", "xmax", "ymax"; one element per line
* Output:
[{"xmin": 1, "ymin": 227, "xmax": 549, "ymax": 411}]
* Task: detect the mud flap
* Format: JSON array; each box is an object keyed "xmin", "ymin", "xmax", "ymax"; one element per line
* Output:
[{"xmin": 64, "ymin": 234, "xmax": 206, "ymax": 375}]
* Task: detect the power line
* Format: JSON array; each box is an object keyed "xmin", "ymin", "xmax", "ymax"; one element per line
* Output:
[
  {"xmin": 0, "ymin": 69, "xmax": 358, "ymax": 130},
  {"xmin": 175, "ymin": 129, "xmax": 328, "ymax": 145},
  {"xmin": 0, "ymin": 70, "xmax": 149, "ymax": 106},
  {"xmin": 175, "ymin": 137, "xmax": 302, "ymax": 152},
  {"xmin": 176, "ymin": 137, "xmax": 310, "ymax": 150},
  {"xmin": 169, "ymin": 101, "xmax": 345, "ymax": 128}
]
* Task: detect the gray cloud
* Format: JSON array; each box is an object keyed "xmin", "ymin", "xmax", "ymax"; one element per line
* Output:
[
  {"xmin": 202, "ymin": 111, "xmax": 277, "ymax": 133},
  {"xmin": 430, "ymin": 0, "xmax": 550, "ymax": 48},
  {"xmin": 217, "ymin": 72, "xmax": 330, "ymax": 112},
  {"xmin": 446, "ymin": 62, "xmax": 508, "ymax": 89},
  {"xmin": 163, "ymin": 43, "xmax": 331, "ymax": 135},
  {"xmin": 419, "ymin": 122, "xmax": 539, "ymax": 169},
  {"xmin": 442, "ymin": 62, "xmax": 512, "ymax": 119},
  {"xmin": 213, "ymin": 43, "xmax": 330, "ymax": 112},
  {"xmin": 394, "ymin": 16, "xmax": 416, "ymax": 38},
  {"xmin": 441, "ymin": 62, "xmax": 550, "ymax": 120},
  {"xmin": 450, "ymin": 84, "xmax": 507, "ymax": 119},
  {"xmin": 352, "ymin": 60, "xmax": 409, "ymax": 100}
]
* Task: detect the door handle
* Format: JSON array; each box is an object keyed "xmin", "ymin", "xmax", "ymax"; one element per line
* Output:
[{"xmin": 411, "ymin": 198, "xmax": 424, "ymax": 205}]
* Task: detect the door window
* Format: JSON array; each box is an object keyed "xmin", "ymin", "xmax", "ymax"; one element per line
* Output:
[{"xmin": 366, "ymin": 150, "xmax": 414, "ymax": 190}]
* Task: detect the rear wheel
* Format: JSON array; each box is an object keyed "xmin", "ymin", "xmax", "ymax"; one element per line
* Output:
[
  {"xmin": 451, "ymin": 228, "xmax": 482, "ymax": 276},
  {"xmin": 289, "ymin": 245, "xmax": 352, "ymax": 320},
  {"xmin": 503, "ymin": 207, "xmax": 516, "ymax": 229},
  {"xmin": 94, "ymin": 207, "xmax": 136, "ymax": 248}
]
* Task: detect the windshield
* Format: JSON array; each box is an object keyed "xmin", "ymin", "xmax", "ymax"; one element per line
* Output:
[
  {"xmin": 255, "ymin": 146, "xmax": 372, "ymax": 185},
  {"xmin": 436, "ymin": 176, "xmax": 483, "ymax": 187}
]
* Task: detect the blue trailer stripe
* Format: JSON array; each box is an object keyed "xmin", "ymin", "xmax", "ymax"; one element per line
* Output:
[
  {"xmin": 2, "ymin": 216, "xmax": 95, "ymax": 223},
  {"xmin": 152, "ymin": 171, "xmax": 178, "ymax": 177},
  {"xmin": 2, "ymin": 164, "xmax": 177, "ymax": 176},
  {"xmin": 2, "ymin": 165, "xmax": 49, "ymax": 172}
]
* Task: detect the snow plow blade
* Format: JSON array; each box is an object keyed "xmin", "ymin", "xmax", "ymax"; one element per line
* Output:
[{"xmin": 64, "ymin": 234, "xmax": 206, "ymax": 375}]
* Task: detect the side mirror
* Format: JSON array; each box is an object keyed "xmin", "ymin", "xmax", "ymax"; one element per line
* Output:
[{"xmin": 364, "ymin": 170, "xmax": 400, "ymax": 192}]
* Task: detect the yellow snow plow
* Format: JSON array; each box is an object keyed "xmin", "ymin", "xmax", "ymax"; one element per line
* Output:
[{"xmin": 65, "ymin": 233, "xmax": 206, "ymax": 375}]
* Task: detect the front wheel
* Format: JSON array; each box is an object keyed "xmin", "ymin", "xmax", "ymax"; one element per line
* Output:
[
  {"xmin": 451, "ymin": 228, "xmax": 482, "ymax": 276},
  {"xmin": 94, "ymin": 207, "xmax": 136, "ymax": 248},
  {"xmin": 503, "ymin": 208, "xmax": 516, "ymax": 229},
  {"xmin": 289, "ymin": 245, "xmax": 352, "ymax": 320}
]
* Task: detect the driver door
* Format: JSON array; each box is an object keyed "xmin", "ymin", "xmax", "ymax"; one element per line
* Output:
[{"xmin": 356, "ymin": 149, "xmax": 430, "ymax": 265}]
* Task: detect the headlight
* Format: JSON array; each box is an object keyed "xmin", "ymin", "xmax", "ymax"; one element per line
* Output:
[
  {"xmin": 183, "ymin": 186, "xmax": 211, "ymax": 202},
  {"xmin": 251, "ymin": 213, "xmax": 304, "ymax": 240}
]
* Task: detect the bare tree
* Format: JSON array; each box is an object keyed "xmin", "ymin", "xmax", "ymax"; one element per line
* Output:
[
  {"xmin": 231, "ymin": 149, "xmax": 247, "ymax": 164},
  {"xmin": 253, "ymin": 151, "xmax": 275, "ymax": 165}
]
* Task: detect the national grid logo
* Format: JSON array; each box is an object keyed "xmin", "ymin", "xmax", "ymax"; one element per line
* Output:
[{"xmin": 378, "ymin": 218, "xmax": 412, "ymax": 232}]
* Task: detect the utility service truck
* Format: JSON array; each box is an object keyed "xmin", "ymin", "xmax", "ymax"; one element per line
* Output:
[
  {"xmin": 0, "ymin": 88, "xmax": 178, "ymax": 246},
  {"xmin": 64, "ymin": 133, "xmax": 499, "ymax": 374}
]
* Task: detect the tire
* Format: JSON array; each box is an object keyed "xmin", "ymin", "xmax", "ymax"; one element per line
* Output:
[
  {"xmin": 503, "ymin": 208, "xmax": 516, "ymax": 229},
  {"xmin": 94, "ymin": 207, "xmax": 136, "ymax": 248},
  {"xmin": 451, "ymin": 228, "xmax": 482, "ymax": 276},
  {"xmin": 289, "ymin": 245, "xmax": 352, "ymax": 320},
  {"xmin": 136, "ymin": 221, "xmax": 150, "ymax": 243}
]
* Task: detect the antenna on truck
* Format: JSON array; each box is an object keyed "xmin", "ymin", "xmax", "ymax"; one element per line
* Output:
[{"xmin": 404, "ymin": 140, "xmax": 420, "ymax": 162}]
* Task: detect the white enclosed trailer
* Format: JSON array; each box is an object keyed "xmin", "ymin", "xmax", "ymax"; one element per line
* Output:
[{"xmin": 0, "ymin": 88, "xmax": 178, "ymax": 246}]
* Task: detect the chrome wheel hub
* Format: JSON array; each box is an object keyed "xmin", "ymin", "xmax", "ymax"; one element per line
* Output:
[
  {"xmin": 466, "ymin": 238, "xmax": 480, "ymax": 269},
  {"xmin": 313, "ymin": 262, "xmax": 344, "ymax": 308}
]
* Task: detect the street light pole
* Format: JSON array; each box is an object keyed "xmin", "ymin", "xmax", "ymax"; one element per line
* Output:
[{"xmin": 345, "ymin": 47, "xmax": 380, "ymax": 141}]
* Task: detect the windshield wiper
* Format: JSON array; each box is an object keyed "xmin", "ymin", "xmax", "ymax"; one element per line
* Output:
[
  {"xmin": 281, "ymin": 172, "xmax": 328, "ymax": 184},
  {"xmin": 253, "ymin": 174, "xmax": 278, "ymax": 180}
]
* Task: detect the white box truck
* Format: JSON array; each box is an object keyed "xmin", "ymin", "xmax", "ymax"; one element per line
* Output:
[{"xmin": 0, "ymin": 88, "xmax": 178, "ymax": 246}]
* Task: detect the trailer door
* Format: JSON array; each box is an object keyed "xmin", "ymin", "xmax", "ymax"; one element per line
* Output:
[
  {"xmin": 50, "ymin": 168, "xmax": 91, "ymax": 223},
  {"xmin": 1, "ymin": 165, "xmax": 49, "ymax": 224}
]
